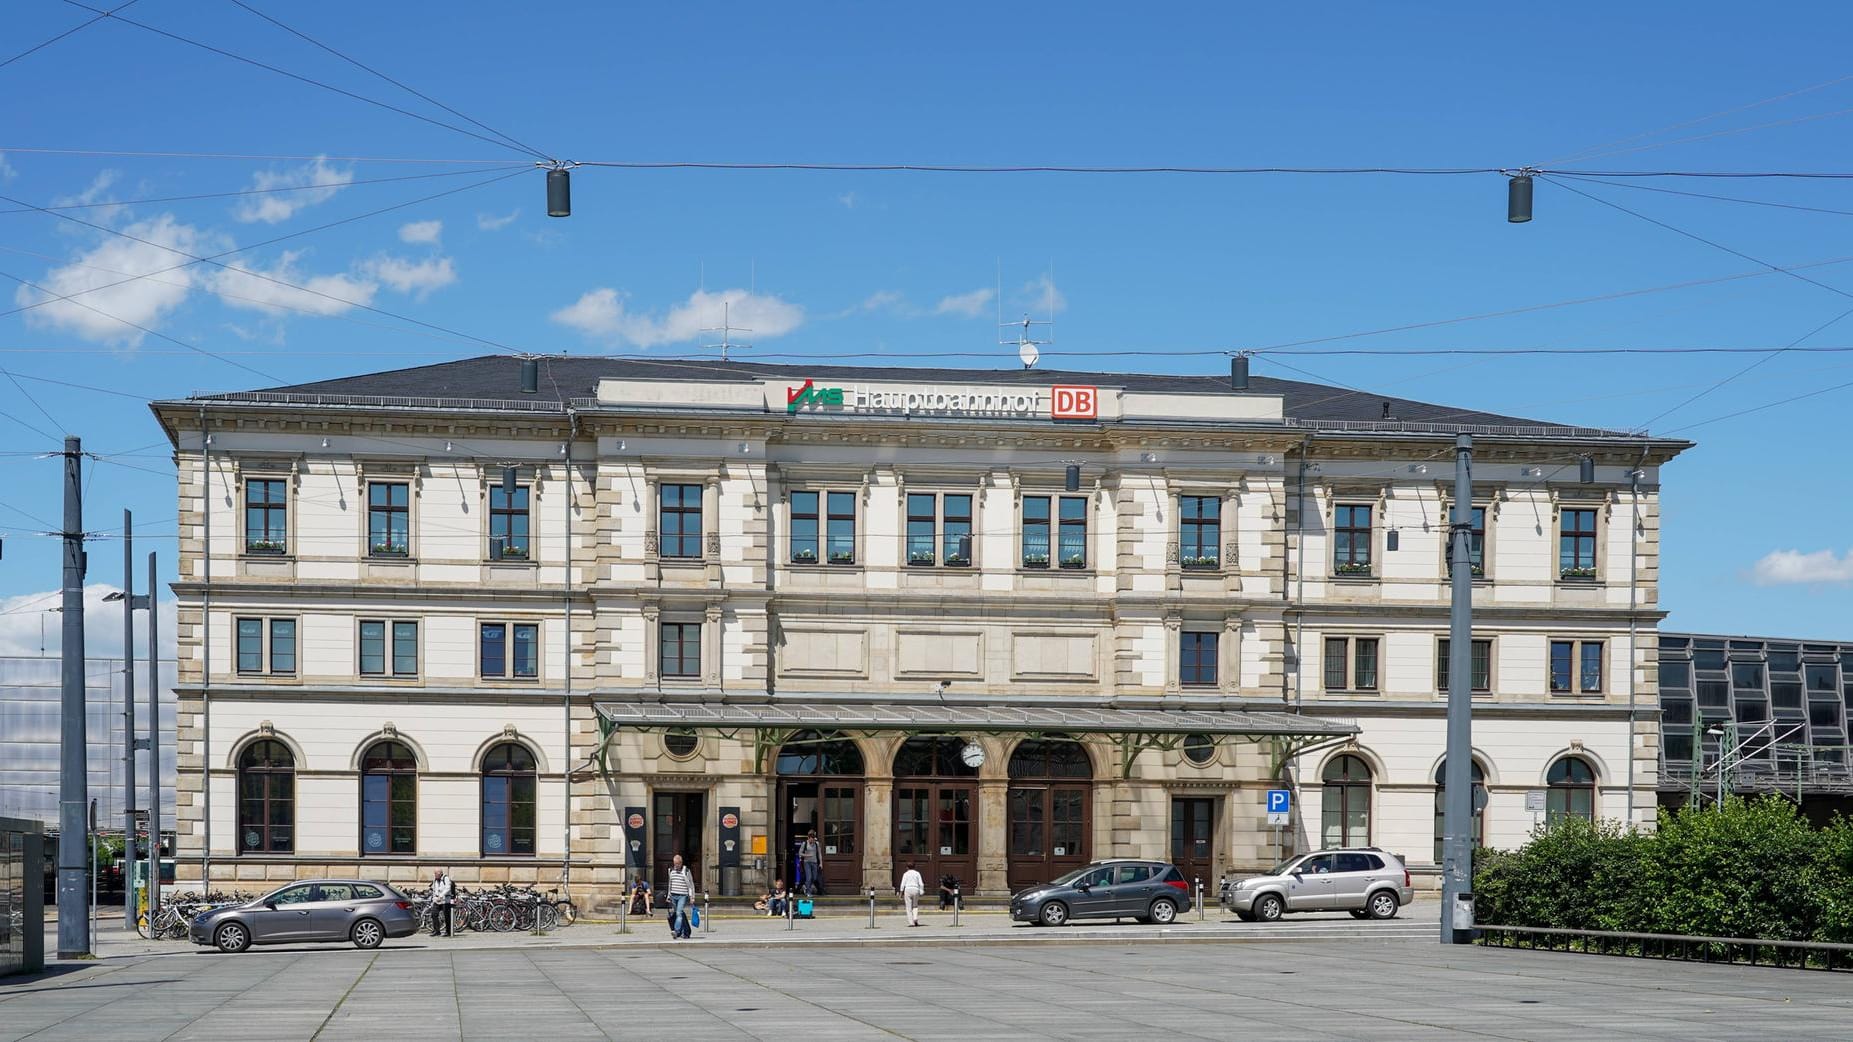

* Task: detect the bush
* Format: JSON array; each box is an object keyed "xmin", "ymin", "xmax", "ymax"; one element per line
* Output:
[{"xmin": 1474, "ymin": 797, "xmax": 1852, "ymax": 944}]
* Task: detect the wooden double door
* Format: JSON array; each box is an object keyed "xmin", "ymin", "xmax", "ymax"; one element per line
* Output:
[
  {"xmin": 1170, "ymin": 796, "xmax": 1218, "ymax": 887},
  {"xmin": 1006, "ymin": 784, "xmax": 1091, "ymax": 890},
  {"xmin": 777, "ymin": 779, "xmax": 863, "ymax": 894},
  {"xmin": 893, "ymin": 783, "xmax": 976, "ymax": 893},
  {"xmin": 651, "ymin": 790, "xmax": 704, "ymax": 891}
]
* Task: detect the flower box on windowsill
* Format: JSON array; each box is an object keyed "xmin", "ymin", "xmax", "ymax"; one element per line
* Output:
[
  {"xmin": 245, "ymin": 540, "xmax": 287, "ymax": 555},
  {"xmin": 791, "ymin": 549, "xmax": 818, "ymax": 564},
  {"xmin": 943, "ymin": 554, "xmax": 971, "ymax": 567},
  {"xmin": 908, "ymin": 551, "xmax": 936, "ymax": 566},
  {"xmin": 369, "ymin": 544, "xmax": 410, "ymax": 558},
  {"xmin": 1333, "ymin": 562, "xmax": 1373, "ymax": 577},
  {"xmin": 829, "ymin": 551, "xmax": 856, "ymax": 565},
  {"xmin": 1022, "ymin": 553, "xmax": 1050, "ymax": 568},
  {"xmin": 1559, "ymin": 567, "xmax": 1598, "ymax": 581},
  {"xmin": 1180, "ymin": 556, "xmax": 1220, "ymax": 570},
  {"xmin": 1059, "ymin": 554, "xmax": 1087, "ymax": 569}
]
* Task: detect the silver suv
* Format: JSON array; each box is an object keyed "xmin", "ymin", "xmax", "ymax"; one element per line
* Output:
[{"xmin": 1220, "ymin": 848, "xmax": 1412, "ymax": 922}]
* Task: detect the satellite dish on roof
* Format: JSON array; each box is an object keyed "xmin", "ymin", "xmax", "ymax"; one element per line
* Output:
[{"xmin": 1018, "ymin": 340, "xmax": 1039, "ymax": 369}]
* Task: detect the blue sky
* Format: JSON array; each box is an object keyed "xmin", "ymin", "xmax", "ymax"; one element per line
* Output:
[{"xmin": 3, "ymin": 1, "xmax": 1853, "ymax": 644}]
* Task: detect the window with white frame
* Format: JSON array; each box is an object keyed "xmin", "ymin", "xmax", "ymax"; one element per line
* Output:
[
  {"xmin": 360, "ymin": 619, "xmax": 418, "ymax": 677},
  {"xmin": 1323, "ymin": 635, "xmax": 1380, "ymax": 692},
  {"xmin": 235, "ymin": 617, "xmax": 296, "ymax": 675}
]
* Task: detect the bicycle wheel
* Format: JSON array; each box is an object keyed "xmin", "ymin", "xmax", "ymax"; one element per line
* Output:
[
  {"xmin": 489, "ymin": 904, "xmax": 517, "ymax": 932},
  {"xmin": 534, "ymin": 903, "xmax": 558, "ymax": 932},
  {"xmin": 466, "ymin": 903, "xmax": 490, "ymax": 932},
  {"xmin": 135, "ymin": 911, "xmax": 152, "ymax": 939},
  {"xmin": 556, "ymin": 900, "xmax": 577, "ymax": 926}
]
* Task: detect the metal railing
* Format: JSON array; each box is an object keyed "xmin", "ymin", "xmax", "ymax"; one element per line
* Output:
[{"xmin": 1478, "ymin": 924, "xmax": 1853, "ymax": 972}]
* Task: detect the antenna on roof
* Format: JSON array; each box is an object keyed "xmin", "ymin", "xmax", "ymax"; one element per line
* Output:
[
  {"xmin": 997, "ymin": 268, "xmax": 1055, "ymax": 370},
  {"xmin": 699, "ymin": 301, "xmax": 753, "ymax": 362}
]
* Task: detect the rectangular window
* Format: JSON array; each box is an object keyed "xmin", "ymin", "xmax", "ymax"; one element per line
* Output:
[
  {"xmin": 489, "ymin": 485, "xmax": 529, "ymax": 560},
  {"xmin": 1354, "ymin": 637, "xmax": 1379, "ymax": 691},
  {"xmin": 360, "ymin": 620, "xmax": 415, "ymax": 677},
  {"xmin": 660, "ymin": 483, "xmax": 703, "ymax": 559},
  {"xmin": 1324, "ymin": 637, "xmax": 1348, "ymax": 692},
  {"xmin": 244, "ymin": 479, "xmax": 287, "ymax": 554},
  {"xmin": 1324, "ymin": 636, "xmax": 1379, "ymax": 691},
  {"xmin": 481, "ymin": 622, "xmax": 540, "ymax": 679},
  {"xmin": 1437, "ymin": 638, "xmax": 1492, "ymax": 693},
  {"xmin": 1180, "ymin": 631, "xmax": 1218, "ymax": 686},
  {"xmin": 367, "ymin": 482, "xmax": 410, "ymax": 557},
  {"xmin": 237, "ymin": 618, "xmax": 263, "ymax": 673},
  {"xmin": 826, "ymin": 491, "xmax": 856, "ymax": 564},
  {"xmin": 1022, "ymin": 496, "xmax": 1051, "ymax": 567},
  {"xmin": 392, "ymin": 621, "xmax": 417, "ymax": 676},
  {"xmin": 1559, "ymin": 508, "xmax": 1597, "ymax": 578},
  {"xmin": 943, "ymin": 494, "xmax": 972, "ymax": 566},
  {"xmin": 1180, "ymin": 495, "xmax": 1221, "ymax": 568},
  {"xmin": 1550, "ymin": 640, "xmax": 1604, "ymax": 694},
  {"xmin": 661, "ymin": 621, "xmax": 701, "ymax": 678},
  {"xmin": 906, "ymin": 493, "xmax": 937, "ymax": 565},
  {"xmin": 1057, "ymin": 496, "xmax": 1088, "ymax": 568},
  {"xmin": 1334, "ymin": 504, "xmax": 1372, "ymax": 576},
  {"xmin": 790, "ymin": 491, "xmax": 819, "ymax": 563},
  {"xmin": 1447, "ymin": 506, "xmax": 1486, "ymax": 577},
  {"xmin": 269, "ymin": 619, "xmax": 296, "ymax": 675}
]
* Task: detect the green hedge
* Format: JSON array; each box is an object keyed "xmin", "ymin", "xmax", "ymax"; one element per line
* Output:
[{"xmin": 1473, "ymin": 797, "xmax": 1853, "ymax": 944}]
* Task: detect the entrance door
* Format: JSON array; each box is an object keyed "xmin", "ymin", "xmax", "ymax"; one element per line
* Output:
[
  {"xmin": 777, "ymin": 779, "xmax": 863, "ymax": 894},
  {"xmin": 1170, "ymin": 797, "xmax": 1216, "ymax": 887},
  {"xmin": 894, "ymin": 783, "xmax": 976, "ymax": 892},
  {"xmin": 1007, "ymin": 785, "xmax": 1091, "ymax": 889},
  {"xmin": 652, "ymin": 791, "xmax": 705, "ymax": 891}
]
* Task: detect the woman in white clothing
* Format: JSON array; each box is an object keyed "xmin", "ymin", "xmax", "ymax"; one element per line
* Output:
[{"xmin": 897, "ymin": 861, "xmax": 926, "ymax": 927}]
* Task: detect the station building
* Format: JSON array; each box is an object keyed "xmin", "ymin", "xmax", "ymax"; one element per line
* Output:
[{"xmin": 151, "ymin": 356, "xmax": 1688, "ymax": 907}]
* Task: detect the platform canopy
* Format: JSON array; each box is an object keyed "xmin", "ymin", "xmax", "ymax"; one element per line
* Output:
[{"xmin": 593, "ymin": 698, "xmax": 1359, "ymax": 778}]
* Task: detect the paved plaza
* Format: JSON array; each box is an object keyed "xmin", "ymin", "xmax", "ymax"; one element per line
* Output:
[{"xmin": 5, "ymin": 908, "xmax": 1851, "ymax": 1041}]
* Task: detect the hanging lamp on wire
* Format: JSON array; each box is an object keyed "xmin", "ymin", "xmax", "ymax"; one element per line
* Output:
[
  {"xmin": 1506, "ymin": 168, "xmax": 1536, "ymax": 224},
  {"xmin": 544, "ymin": 161, "xmax": 576, "ymax": 218}
]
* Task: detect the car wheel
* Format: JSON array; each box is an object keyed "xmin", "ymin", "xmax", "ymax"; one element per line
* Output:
[
  {"xmin": 1039, "ymin": 902, "xmax": 1069, "ymax": 927},
  {"xmin": 214, "ymin": 922, "xmax": 250, "ymax": 954},
  {"xmin": 1149, "ymin": 899, "xmax": 1178, "ymax": 925},
  {"xmin": 1254, "ymin": 894, "xmax": 1284, "ymax": 923},
  {"xmin": 1367, "ymin": 891, "xmax": 1399, "ymax": 920},
  {"xmin": 351, "ymin": 918, "xmax": 385, "ymax": 950}
]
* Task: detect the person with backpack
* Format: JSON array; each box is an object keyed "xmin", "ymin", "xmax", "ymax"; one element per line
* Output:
[
  {"xmin": 627, "ymin": 875, "xmax": 652, "ymax": 917},
  {"xmin": 429, "ymin": 868, "xmax": 454, "ymax": 937},
  {"xmin": 799, "ymin": 831, "xmax": 823, "ymax": 896},
  {"xmin": 897, "ymin": 861, "xmax": 925, "ymax": 927},
  {"xmin": 666, "ymin": 854, "xmax": 696, "ymax": 940}
]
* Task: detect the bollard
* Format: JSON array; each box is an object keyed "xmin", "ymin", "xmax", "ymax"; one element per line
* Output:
[
  {"xmin": 703, "ymin": 888, "xmax": 713, "ymax": 933},
  {"xmin": 618, "ymin": 892, "xmax": 629, "ymax": 935},
  {"xmin": 868, "ymin": 886, "xmax": 877, "ymax": 929},
  {"xmin": 1195, "ymin": 877, "xmax": 1204, "ymax": 921},
  {"xmin": 786, "ymin": 886, "xmax": 795, "ymax": 931},
  {"xmin": 951, "ymin": 886, "xmax": 961, "ymax": 928}
]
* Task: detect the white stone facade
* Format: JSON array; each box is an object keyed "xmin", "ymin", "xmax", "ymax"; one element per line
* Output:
[{"xmin": 153, "ymin": 363, "xmax": 1684, "ymax": 907}]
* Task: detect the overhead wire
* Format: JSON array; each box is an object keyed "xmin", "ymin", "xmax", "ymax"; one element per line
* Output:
[
  {"xmin": 224, "ymin": 0, "xmax": 548, "ymax": 161},
  {"xmin": 1548, "ymin": 173, "xmax": 1853, "ymax": 219},
  {"xmin": 55, "ymin": 0, "xmax": 548, "ymax": 160},
  {"xmin": 0, "ymin": 364, "xmax": 65, "ymax": 435},
  {"xmin": 1558, "ymin": 104, "xmax": 1853, "ymax": 165},
  {"xmin": 1543, "ymin": 71, "xmax": 1853, "ymax": 166},
  {"xmin": 0, "ymin": 0, "xmax": 141, "ymax": 71}
]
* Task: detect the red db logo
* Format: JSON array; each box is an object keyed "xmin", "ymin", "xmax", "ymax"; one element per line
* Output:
[{"xmin": 1051, "ymin": 385, "xmax": 1097, "ymax": 420}]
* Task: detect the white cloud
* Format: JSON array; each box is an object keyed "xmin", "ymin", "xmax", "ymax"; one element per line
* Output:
[
  {"xmin": 838, "ymin": 191, "xmax": 858, "ymax": 209},
  {"xmin": 551, "ymin": 287, "xmax": 804, "ymax": 348},
  {"xmin": 1749, "ymin": 549, "xmax": 1853, "ymax": 586},
  {"xmin": 935, "ymin": 287, "xmax": 995, "ymax": 318},
  {"xmin": 233, "ymin": 157, "xmax": 351, "ymax": 224},
  {"xmin": 15, "ymin": 214, "xmax": 223, "ymax": 345},
  {"xmin": 211, "ymin": 249, "xmax": 379, "ymax": 317},
  {"xmin": 476, "ymin": 209, "xmax": 519, "ymax": 231},
  {"xmin": 0, "ymin": 585, "xmax": 176, "ymax": 659},
  {"xmin": 1016, "ymin": 273, "xmax": 1067, "ymax": 315},
  {"xmin": 53, "ymin": 170, "xmax": 125, "ymax": 225},
  {"xmin": 398, "ymin": 219, "xmax": 442, "ymax": 245},
  {"xmin": 0, "ymin": 152, "xmax": 16, "ymax": 181},
  {"xmin": 362, "ymin": 254, "xmax": 456, "ymax": 298}
]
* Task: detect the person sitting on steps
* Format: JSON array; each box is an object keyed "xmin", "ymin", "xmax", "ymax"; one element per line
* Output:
[
  {"xmin": 754, "ymin": 878, "xmax": 789, "ymax": 917},
  {"xmin": 938, "ymin": 873, "xmax": 962, "ymax": 911}
]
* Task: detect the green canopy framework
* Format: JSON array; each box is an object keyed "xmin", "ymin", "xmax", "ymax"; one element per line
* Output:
[{"xmin": 591, "ymin": 700, "xmax": 1360, "ymax": 779}]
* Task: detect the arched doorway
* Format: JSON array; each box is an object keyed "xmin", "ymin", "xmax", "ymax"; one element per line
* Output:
[
  {"xmin": 1006, "ymin": 739, "xmax": 1092, "ymax": 889},
  {"xmin": 892, "ymin": 736, "xmax": 978, "ymax": 892},
  {"xmin": 775, "ymin": 731, "xmax": 864, "ymax": 895}
]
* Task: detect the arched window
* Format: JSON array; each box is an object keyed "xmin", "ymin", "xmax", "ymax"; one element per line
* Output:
[
  {"xmin": 893, "ymin": 736, "xmax": 978, "ymax": 778},
  {"xmin": 1006, "ymin": 739, "xmax": 1092, "ymax": 780},
  {"xmin": 1433, "ymin": 759, "xmax": 1487, "ymax": 863},
  {"xmin": 481, "ymin": 742, "xmax": 537, "ymax": 857},
  {"xmin": 1006, "ymin": 740, "xmax": 1093, "ymax": 889},
  {"xmin": 238, "ymin": 739, "xmax": 294, "ymax": 854},
  {"xmin": 1321, "ymin": 754, "xmax": 1372, "ymax": 848},
  {"xmin": 774, "ymin": 731, "xmax": 865, "ymax": 776},
  {"xmin": 1546, "ymin": 756, "xmax": 1597, "ymax": 822},
  {"xmin": 360, "ymin": 740, "xmax": 417, "ymax": 855}
]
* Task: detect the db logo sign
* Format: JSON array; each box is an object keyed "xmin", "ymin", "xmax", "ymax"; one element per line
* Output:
[
  {"xmin": 1051, "ymin": 385, "xmax": 1097, "ymax": 420},
  {"xmin": 626, "ymin": 813, "xmax": 645, "ymax": 831},
  {"xmin": 721, "ymin": 813, "xmax": 739, "ymax": 829}
]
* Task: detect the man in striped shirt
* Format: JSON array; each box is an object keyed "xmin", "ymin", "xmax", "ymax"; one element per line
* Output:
[{"xmin": 667, "ymin": 854, "xmax": 696, "ymax": 940}]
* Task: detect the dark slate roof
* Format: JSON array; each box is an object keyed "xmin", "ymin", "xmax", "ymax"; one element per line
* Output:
[{"xmin": 194, "ymin": 354, "xmax": 1607, "ymax": 432}]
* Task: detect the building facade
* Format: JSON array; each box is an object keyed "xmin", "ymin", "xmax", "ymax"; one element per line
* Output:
[{"xmin": 152, "ymin": 357, "xmax": 1686, "ymax": 907}]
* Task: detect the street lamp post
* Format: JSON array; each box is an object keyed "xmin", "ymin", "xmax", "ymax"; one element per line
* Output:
[{"xmin": 105, "ymin": 518, "xmax": 155, "ymax": 931}]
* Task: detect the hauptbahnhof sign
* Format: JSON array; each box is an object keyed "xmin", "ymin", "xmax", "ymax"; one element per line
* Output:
[{"xmin": 786, "ymin": 380, "xmax": 1097, "ymax": 420}]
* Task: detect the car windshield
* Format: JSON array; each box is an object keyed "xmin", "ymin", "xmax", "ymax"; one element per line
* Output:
[
  {"xmin": 1267, "ymin": 857, "xmax": 1305, "ymax": 875},
  {"xmin": 1046, "ymin": 865, "xmax": 1101, "ymax": 887}
]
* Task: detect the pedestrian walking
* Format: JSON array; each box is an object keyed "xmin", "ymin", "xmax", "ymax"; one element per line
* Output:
[
  {"xmin": 898, "ymin": 861, "xmax": 925, "ymax": 927},
  {"xmin": 667, "ymin": 854, "xmax": 696, "ymax": 940},
  {"xmin": 799, "ymin": 830, "xmax": 823, "ymax": 896},
  {"xmin": 430, "ymin": 868, "xmax": 454, "ymax": 937}
]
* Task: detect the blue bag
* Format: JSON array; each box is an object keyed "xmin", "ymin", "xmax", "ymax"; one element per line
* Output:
[
  {"xmin": 689, "ymin": 905, "xmax": 700, "ymax": 929},
  {"xmin": 796, "ymin": 898, "xmax": 814, "ymax": 919}
]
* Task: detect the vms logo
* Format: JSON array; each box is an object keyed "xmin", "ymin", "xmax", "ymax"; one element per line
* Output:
[
  {"xmin": 786, "ymin": 379, "xmax": 845, "ymax": 413},
  {"xmin": 1050, "ymin": 385, "xmax": 1098, "ymax": 420}
]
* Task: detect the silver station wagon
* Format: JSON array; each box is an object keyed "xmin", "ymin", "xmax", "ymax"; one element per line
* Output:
[{"xmin": 190, "ymin": 879, "xmax": 420, "ymax": 952}]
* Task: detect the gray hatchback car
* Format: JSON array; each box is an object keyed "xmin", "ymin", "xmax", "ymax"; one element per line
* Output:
[
  {"xmin": 190, "ymin": 879, "xmax": 419, "ymax": 952},
  {"xmin": 1011, "ymin": 859, "xmax": 1194, "ymax": 927},
  {"xmin": 1220, "ymin": 848, "xmax": 1413, "ymax": 922}
]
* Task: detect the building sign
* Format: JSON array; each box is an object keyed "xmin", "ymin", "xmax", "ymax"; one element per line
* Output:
[
  {"xmin": 624, "ymin": 806, "xmax": 647, "ymax": 869},
  {"xmin": 784, "ymin": 379, "xmax": 1099, "ymax": 420},
  {"xmin": 718, "ymin": 806, "xmax": 741, "ymax": 868}
]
